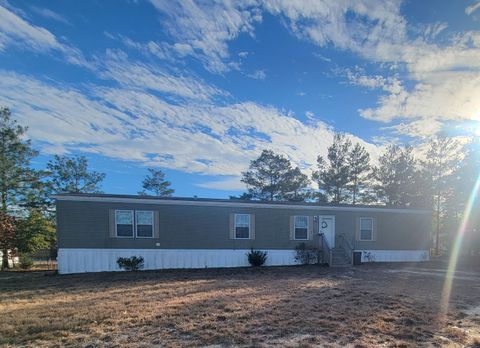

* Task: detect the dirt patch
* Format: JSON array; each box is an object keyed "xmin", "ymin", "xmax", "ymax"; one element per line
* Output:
[{"xmin": 1, "ymin": 263, "xmax": 480, "ymax": 347}]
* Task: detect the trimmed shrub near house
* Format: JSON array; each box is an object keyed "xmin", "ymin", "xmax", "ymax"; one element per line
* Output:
[
  {"xmin": 117, "ymin": 256, "xmax": 145, "ymax": 271},
  {"xmin": 294, "ymin": 243, "xmax": 320, "ymax": 265},
  {"xmin": 18, "ymin": 255, "xmax": 34, "ymax": 270},
  {"xmin": 247, "ymin": 249, "xmax": 268, "ymax": 267}
]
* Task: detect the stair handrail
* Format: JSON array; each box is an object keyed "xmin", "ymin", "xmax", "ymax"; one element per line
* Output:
[
  {"xmin": 337, "ymin": 233, "xmax": 354, "ymax": 264},
  {"xmin": 319, "ymin": 232, "xmax": 332, "ymax": 265}
]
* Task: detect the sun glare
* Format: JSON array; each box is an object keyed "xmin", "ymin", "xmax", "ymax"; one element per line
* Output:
[{"xmin": 441, "ymin": 174, "xmax": 480, "ymax": 314}]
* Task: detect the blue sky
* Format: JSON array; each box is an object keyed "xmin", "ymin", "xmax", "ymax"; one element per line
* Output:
[{"xmin": 0, "ymin": 0, "xmax": 479, "ymax": 198}]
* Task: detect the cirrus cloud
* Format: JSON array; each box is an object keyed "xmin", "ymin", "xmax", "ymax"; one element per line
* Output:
[{"xmin": 0, "ymin": 69, "xmax": 378, "ymax": 186}]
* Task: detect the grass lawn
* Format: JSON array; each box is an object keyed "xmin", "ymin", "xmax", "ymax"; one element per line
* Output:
[{"xmin": 1, "ymin": 262, "xmax": 480, "ymax": 347}]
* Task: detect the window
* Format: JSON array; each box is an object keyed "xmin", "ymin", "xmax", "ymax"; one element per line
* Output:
[
  {"xmin": 294, "ymin": 216, "xmax": 308, "ymax": 240},
  {"xmin": 116, "ymin": 210, "xmax": 134, "ymax": 237},
  {"xmin": 235, "ymin": 214, "xmax": 250, "ymax": 239},
  {"xmin": 136, "ymin": 211, "xmax": 154, "ymax": 238},
  {"xmin": 360, "ymin": 218, "xmax": 374, "ymax": 241}
]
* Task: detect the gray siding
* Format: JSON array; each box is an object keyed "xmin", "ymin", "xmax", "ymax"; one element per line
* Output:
[{"xmin": 56, "ymin": 200, "xmax": 431, "ymax": 251}]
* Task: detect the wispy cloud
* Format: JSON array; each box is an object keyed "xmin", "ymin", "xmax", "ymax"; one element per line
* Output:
[
  {"xmin": 246, "ymin": 69, "xmax": 266, "ymax": 80},
  {"xmin": 359, "ymin": 71, "xmax": 480, "ymax": 124},
  {"xmin": 104, "ymin": 32, "xmax": 178, "ymax": 63},
  {"xmin": 144, "ymin": 0, "xmax": 480, "ymax": 137},
  {"xmin": 0, "ymin": 4, "xmax": 89, "ymax": 67},
  {"xmin": 1, "ymin": 0, "xmax": 477, "ymax": 186},
  {"xmin": 0, "ymin": 69, "xmax": 378, "ymax": 188},
  {"xmin": 0, "ymin": 4, "xmax": 61, "ymax": 52},
  {"xmin": 465, "ymin": 1, "xmax": 480, "ymax": 15},
  {"xmin": 344, "ymin": 68, "xmax": 403, "ymax": 94},
  {"xmin": 149, "ymin": 0, "xmax": 262, "ymax": 74},
  {"xmin": 421, "ymin": 22, "xmax": 448, "ymax": 40},
  {"xmin": 261, "ymin": 0, "xmax": 480, "ymax": 137},
  {"xmin": 30, "ymin": 5, "xmax": 71, "ymax": 25},
  {"xmin": 99, "ymin": 49, "xmax": 228, "ymax": 102},
  {"xmin": 313, "ymin": 52, "xmax": 332, "ymax": 62}
]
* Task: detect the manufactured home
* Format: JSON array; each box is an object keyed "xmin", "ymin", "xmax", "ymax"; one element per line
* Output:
[{"xmin": 53, "ymin": 193, "xmax": 431, "ymax": 274}]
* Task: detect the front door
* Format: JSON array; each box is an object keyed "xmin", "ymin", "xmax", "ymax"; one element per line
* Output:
[{"xmin": 319, "ymin": 215, "xmax": 335, "ymax": 248}]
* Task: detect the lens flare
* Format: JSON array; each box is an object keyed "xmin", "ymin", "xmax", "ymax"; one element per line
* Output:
[{"xmin": 441, "ymin": 174, "xmax": 480, "ymax": 314}]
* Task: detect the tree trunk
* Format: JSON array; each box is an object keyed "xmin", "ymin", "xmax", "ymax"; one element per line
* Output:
[
  {"xmin": 435, "ymin": 194, "xmax": 440, "ymax": 256},
  {"xmin": 2, "ymin": 248, "xmax": 9, "ymax": 270},
  {"xmin": 1, "ymin": 184, "xmax": 7, "ymax": 213},
  {"xmin": 352, "ymin": 177, "xmax": 357, "ymax": 205}
]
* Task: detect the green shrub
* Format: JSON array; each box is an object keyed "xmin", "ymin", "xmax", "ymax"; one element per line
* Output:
[
  {"xmin": 294, "ymin": 243, "xmax": 320, "ymax": 265},
  {"xmin": 247, "ymin": 249, "xmax": 268, "ymax": 267},
  {"xmin": 117, "ymin": 256, "xmax": 144, "ymax": 271},
  {"xmin": 19, "ymin": 255, "xmax": 34, "ymax": 270}
]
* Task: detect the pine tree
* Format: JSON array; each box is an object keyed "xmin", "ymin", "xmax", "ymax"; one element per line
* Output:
[
  {"xmin": 312, "ymin": 133, "xmax": 352, "ymax": 203},
  {"xmin": 47, "ymin": 155, "xmax": 106, "ymax": 193},
  {"xmin": 446, "ymin": 137, "xmax": 480, "ymax": 254},
  {"xmin": 139, "ymin": 168, "xmax": 174, "ymax": 197},
  {"xmin": 0, "ymin": 107, "xmax": 40, "ymax": 214},
  {"xmin": 373, "ymin": 145, "xmax": 418, "ymax": 207},
  {"xmin": 242, "ymin": 150, "xmax": 292, "ymax": 201},
  {"xmin": 282, "ymin": 167, "xmax": 312, "ymax": 202},
  {"xmin": 421, "ymin": 136, "xmax": 461, "ymax": 255},
  {"xmin": 241, "ymin": 150, "xmax": 310, "ymax": 201},
  {"xmin": 347, "ymin": 142, "xmax": 371, "ymax": 205}
]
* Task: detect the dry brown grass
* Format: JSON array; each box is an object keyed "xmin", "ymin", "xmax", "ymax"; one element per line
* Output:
[{"xmin": 1, "ymin": 262, "xmax": 480, "ymax": 347}]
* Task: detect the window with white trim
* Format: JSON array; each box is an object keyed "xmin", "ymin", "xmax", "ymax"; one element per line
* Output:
[
  {"xmin": 116, "ymin": 210, "xmax": 134, "ymax": 237},
  {"xmin": 294, "ymin": 215, "xmax": 308, "ymax": 240},
  {"xmin": 359, "ymin": 217, "xmax": 374, "ymax": 241},
  {"xmin": 136, "ymin": 211, "xmax": 154, "ymax": 238},
  {"xmin": 234, "ymin": 214, "xmax": 250, "ymax": 239}
]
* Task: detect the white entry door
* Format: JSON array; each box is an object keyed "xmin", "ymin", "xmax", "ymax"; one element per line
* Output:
[{"xmin": 319, "ymin": 215, "xmax": 335, "ymax": 248}]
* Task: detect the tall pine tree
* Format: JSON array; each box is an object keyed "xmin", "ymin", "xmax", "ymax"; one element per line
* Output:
[
  {"xmin": 446, "ymin": 137, "xmax": 480, "ymax": 255},
  {"xmin": 347, "ymin": 142, "xmax": 371, "ymax": 205},
  {"xmin": 241, "ymin": 150, "xmax": 310, "ymax": 201},
  {"xmin": 421, "ymin": 136, "xmax": 461, "ymax": 255},
  {"xmin": 373, "ymin": 145, "xmax": 418, "ymax": 207},
  {"xmin": 0, "ymin": 107, "xmax": 43, "ymax": 268},
  {"xmin": 0, "ymin": 107, "xmax": 40, "ymax": 214},
  {"xmin": 312, "ymin": 133, "xmax": 352, "ymax": 203}
]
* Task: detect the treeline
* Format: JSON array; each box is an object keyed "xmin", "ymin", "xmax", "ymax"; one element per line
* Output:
[
  {"xmin": 1, "ymin": 106, "xmax": 479, "ymax": 267},
  {"xmin": 236, "ymin": 134, "xmax": 480, "ymax": 255},
  {"xmin": 0, "ymin": 108, "xmax": 174, "ymax": 269}
]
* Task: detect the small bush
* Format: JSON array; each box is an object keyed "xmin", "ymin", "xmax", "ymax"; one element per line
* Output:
[
  {"xmin": 294, "ymin": 243, "xmax": 320, "ymax": 265},
  {"xmin": 247, "ymin": 249, "xmax": 268, "ymax": 267},
  {"xmin": 19, "ymin": 255, "xmax": 34, "ymax": 270},
  {"xmin": 117, "ymin": 256, "xmax": 144, "ymax": 271}
]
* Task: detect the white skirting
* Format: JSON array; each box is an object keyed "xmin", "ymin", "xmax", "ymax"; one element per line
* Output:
[
  {"xmin": 356, "ymin": 249, "xmax": 429, "ymax": 263},
  {"xmin": 58, "ymin": 248, "xmax": 431, "ymax": 274},
  {"xmin": 57, "ymin": 248, "xmax": 298, "ymax": 274}
]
